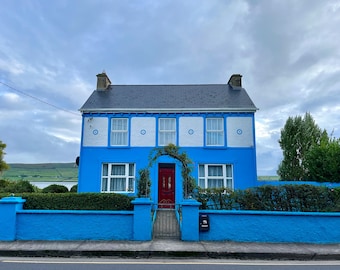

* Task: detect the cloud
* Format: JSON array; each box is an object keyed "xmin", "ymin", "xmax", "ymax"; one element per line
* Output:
[{"xmin": 0, "ymin": 0, "xmax": 340, "ymax": 176}]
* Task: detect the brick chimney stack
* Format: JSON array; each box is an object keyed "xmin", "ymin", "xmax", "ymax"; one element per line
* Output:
[
  {"xmin": 228, "ymin": 74, "xmax": 242, "ymax": 88},
  {"xmin": 96, "ymin": 72, "xmax": 111, "ymax": 90}
]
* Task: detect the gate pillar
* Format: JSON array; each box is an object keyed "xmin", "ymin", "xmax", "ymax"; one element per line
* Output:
[{"xmin": 181, "ymin": 199, "xmax": 201, "ymax": 241}]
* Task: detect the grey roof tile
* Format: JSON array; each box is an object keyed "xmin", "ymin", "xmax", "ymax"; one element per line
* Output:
[{"xmin": 79, "ymin": 84, "xmax": 257, "ymax": 113}]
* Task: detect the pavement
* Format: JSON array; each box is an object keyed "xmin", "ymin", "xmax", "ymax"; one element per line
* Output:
[{"xmin": 0, "ymin": 240, "xmax": 340, "ymax": 260}]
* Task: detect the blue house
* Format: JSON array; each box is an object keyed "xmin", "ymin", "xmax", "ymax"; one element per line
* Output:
[{"xmin": 78, "ymin": 72, "xmax": 258, "ymax": 205}]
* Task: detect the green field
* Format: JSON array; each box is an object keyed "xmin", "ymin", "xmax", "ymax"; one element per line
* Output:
[
  {"xmin": 1, "ymin": 163, "xmax": 277, "ymax": 183},
  {"xmin": 1, "ymin": 163, "xmax": 78, "ymax": 182}
]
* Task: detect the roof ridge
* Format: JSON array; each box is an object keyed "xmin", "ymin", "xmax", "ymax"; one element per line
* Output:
[{"xmin": 109, "ymin": 84, "xmax": 227, "ymax": 86}]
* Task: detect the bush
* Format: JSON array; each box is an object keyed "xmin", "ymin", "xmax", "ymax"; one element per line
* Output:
[
  {"xmin": 0, "ymin": 179, "xmax": 35, "ymax": 193},
  {"xmin": 195, "ymin": 184, "xmax": 340, "ymax": 212},
  {"xmin": 42, "ymin": 184, "xmax": 69, "ymax": 193},
  {"xmin": 0, "ymin": 193, "xmax": 134, "ymax": 210},
  {"xmin": 70, "ymin": 184, "xmax": 78, "ymax": 193}
]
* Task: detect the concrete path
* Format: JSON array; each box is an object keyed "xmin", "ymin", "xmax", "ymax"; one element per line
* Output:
[{"xmin": 0, "ymin": 240, "xmax": 340, "ymax": 260}]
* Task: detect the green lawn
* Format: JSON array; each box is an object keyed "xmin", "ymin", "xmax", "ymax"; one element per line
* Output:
[{"xmin": 1, "ymin": 163, "xmax": 78, "ymax": 182}]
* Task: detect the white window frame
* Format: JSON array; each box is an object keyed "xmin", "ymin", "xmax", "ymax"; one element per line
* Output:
[
  {"xmin": 158, "ymin": 118, "xmax": 176, "ymax": 146},
  {"xmin": 110, "ymin": 118, "xmax": 128, "ymax": 146},
  {"xmin": 206, "ymin": 118, "xmax": 224, "ymax": 146},
  {"xmin": 198, "ymin": 164, "xmax": 233, "ymax": 189},
  {"xmin": 101, "ymin": 163, "xmax": 135, "ymax": 193}
]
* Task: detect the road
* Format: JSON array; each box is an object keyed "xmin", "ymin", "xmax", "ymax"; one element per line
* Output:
[{"xmin": 1, "ymin": 258, "xmax": 340, "ymax": 270}]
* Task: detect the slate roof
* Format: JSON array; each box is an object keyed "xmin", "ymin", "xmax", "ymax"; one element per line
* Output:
[{"xmin": 79, "ymin": 84, "xmax": 258, "ymax": 113}]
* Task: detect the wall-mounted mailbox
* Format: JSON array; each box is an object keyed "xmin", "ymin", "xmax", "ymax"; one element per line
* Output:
[{"xmin": 199, "ymin": 214, "xmax": 209, "ymax": 231}]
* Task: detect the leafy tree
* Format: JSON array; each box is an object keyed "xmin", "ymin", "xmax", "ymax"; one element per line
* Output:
[
  {"xmin": 277, "ymin": 113, "xmax": 324, "ymax": 180},
  {"xmin": 305, "ymin": 135, "xmax": 340, "ymax": 182},
  {"xmin": 0, "ymin": 140, "xmax": 9, "ymax": 174}
]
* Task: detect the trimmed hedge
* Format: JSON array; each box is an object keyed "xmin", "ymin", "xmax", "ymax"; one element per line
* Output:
[
  {"xmin": 0, "ymin": 193, "xmax": 134, "ymax": 211},
  {"xmin": 42, "ymin": 184, "xmax": 69, "ymax": 193},
  {"xmin": 195, "ymin": 184, "xmax": 340, "ymax": 212}
]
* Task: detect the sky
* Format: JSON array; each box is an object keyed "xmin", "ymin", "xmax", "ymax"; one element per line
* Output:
[{"xmin": 1, "ymin": 0, "xmax": 340, "ymax": 176}]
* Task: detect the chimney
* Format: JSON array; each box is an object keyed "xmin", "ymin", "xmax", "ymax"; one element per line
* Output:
[
  {"xmin": 96, "ymin": 72, "xmax": 111, "ymax": 90},
  {"xmin": 228, "ymin": 74, "xmax": 242, "ymax": 88}
]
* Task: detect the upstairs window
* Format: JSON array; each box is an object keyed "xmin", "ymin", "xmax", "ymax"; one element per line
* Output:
[
  {"xmin": 159, "ymin": 118, "xmax": 176, "ymax": 146},
  {"xmin": 198, "ymin": 164, "xmax": 233, "ymax": 189},
  {"xmin": 111, "ymin": 118, "xmax": 128, "ymax": 146},
  {"xmin": 206, "ymin": 118, "xmax": 224, "ymax": 146},
  {"xmin": 101, "ymin": 163, "xmax": 135, "ymax": 193}
]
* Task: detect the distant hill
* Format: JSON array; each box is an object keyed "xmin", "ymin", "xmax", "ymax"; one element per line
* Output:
[{"xmin": 1, "ymin": 163, "xmax": 78, "ymax": 182}]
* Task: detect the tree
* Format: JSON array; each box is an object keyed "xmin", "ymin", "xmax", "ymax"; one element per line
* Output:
[
  {"xmin": 305, "ymin": 135, "xmax": 340, "ymax": 182},
  {"xmin": 0, "ymin": 140, "xmax": 9, "ymax": 175},
  {"xmin": 277, "ymin": 113, "xmax": 324, "ymax": 180}
]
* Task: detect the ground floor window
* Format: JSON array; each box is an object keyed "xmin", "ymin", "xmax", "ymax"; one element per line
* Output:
[
  {"xmin": 198, "ymin": 164, "xmax": 233, "ymax": 189},
  {"xmin": 101, "ymin": 163, "xmax": 135, "ymax": 193}
]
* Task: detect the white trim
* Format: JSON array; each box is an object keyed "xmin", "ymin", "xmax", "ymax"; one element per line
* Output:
[{"xmin": 80, "ymin": 107, "xmax": 258, "ymax": 113}]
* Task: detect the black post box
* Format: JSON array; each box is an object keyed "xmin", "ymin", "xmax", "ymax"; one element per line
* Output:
[{"xmin": 199, "ymin": 214, "xmax": 209, "ymax": 231}]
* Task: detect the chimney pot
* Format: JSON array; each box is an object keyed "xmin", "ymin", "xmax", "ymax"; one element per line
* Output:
[
  {"xmin": 228, "ymin": 74, "xmax": 242, "ymax": 88},
  {"xmin": 96, "ymin": 72, "xmax": 111, "ymax": 90}
]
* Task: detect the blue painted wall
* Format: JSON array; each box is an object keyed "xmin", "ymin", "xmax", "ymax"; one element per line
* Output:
[
  {"xmin": 199, "ymin": 210, "xmax": 340, "ymax": 243},
  {"xmin": 78, "ymin": 112, "xmax": 258, "ymax": 202},
  {"xmin": 16, "ymin": 210, "xmax": 133, "ymax": 241}
]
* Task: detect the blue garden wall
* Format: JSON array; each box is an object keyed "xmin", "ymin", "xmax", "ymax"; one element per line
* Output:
[
  {"xmin": 16, "ymin": 210, "xmax": 133, "ymax": 241},
  {"xmin": 198, "ymin": 210, "xmax": 340, "ymax": 244},
  {"xmin": 2, "ymin": 197, "xmax": 340, "ymax": 243},
  {"xmin": 0, "ymin": 197, "xmax": 152, "ymax": 241}
]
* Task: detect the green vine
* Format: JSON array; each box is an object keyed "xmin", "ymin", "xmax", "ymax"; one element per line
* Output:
[
  {"xmin": 147, "ymin": 143, "xmax": 196, "ymax": 198},
  {"xmin": 137, "ymin": 168, "xmax": 151, "ymax": 198}
]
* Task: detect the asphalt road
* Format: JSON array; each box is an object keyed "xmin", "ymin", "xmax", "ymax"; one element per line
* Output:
[{"xmin": 1, "ymin": 258, "xmax": 340, "ymax": 270}]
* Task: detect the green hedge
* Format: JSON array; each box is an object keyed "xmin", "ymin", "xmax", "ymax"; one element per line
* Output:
[
  {"xmin": 0, "ymin": 193, "xmax": 134, "ymax": 211},
  {"xmin": 42, "ymin": 184, "xmax": 69, "ymax": 193},
  {"xmin": 195, "ymin": 185, "xmax": 340, "ymax": 212}
]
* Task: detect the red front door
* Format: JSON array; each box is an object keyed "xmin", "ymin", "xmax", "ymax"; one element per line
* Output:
[{"xmin": 158, "ymin": 164, "xmax": 175, "ymax": 208}]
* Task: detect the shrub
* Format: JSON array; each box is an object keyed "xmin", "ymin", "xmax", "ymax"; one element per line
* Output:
[
  {"xmin": 42, "ymin": 184, "xmax": 69, "ymax": 193},
  {"xmin": 70, "ymin": 184, "xmax": 78, "ymax": 193},
  {"xmin": 0, "ymin": 193, "xmax": 134, "ymax": 211},
  {"xmin": 195, "ymin": 185, "xmax": 340, "ymax": 212},
  {"xmin": 0, "ymin": 180, "xmax": 35, "ymax": 193}
]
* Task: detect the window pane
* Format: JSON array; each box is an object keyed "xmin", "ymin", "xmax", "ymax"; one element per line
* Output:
[
  {"xmin": 112, "ymin": 119, "xmax": 127, "ymax": 130},
  {"xmin": 226, "ymin": 165, "xmax": 232, "ymax": 177},
  {"xmin": 208, "ymin": 165, "xmax": 223, "ymax": 176},
  {"xmin": 111, "ymin": 178, "xmax": 125, "ymax": 191},
  {"xmin": 111, "ymin": 165, "xmax": 125, "ymax": 175},
  {"xmin": 199, "ymin": 165, "xmax": 205, "ymax": 177},
  {"xmin": 208, "ymin": 178, "xmax": 224, "ymax": 188},
  {"xmin": 129, "ymin": 164, "xmax": 134, "ymax": 176},
  {"xmin": 102, "ymin": 164, "xmax": 108, "ymax": 176},
  {"xmin": 226, "ymin": 179, "xmax": 232, "ymax": 189},
  {"xmin": 111, "ymin": 132, "xmax": 127, "ymax": 145},
  {"xmin": 102, "ymin": 178, "xmax": 108, "ymax": 192},
  {"xmin": 128, "ymin": 178, "xmax": 134, "ymax": 191},
  {"xmin": 199, "ymin": 178, "xmax": 205, "ymax": 188}
]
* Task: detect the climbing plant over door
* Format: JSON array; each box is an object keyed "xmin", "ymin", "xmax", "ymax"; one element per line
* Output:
[{"xmin": 147, "ymin": 143, "xmax": 196, "ymax": 198}]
